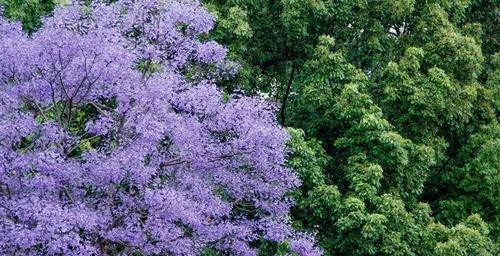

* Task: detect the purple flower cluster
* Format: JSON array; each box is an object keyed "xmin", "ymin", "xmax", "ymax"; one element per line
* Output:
[{"xmin": 0, "ymin": 1, "xmax": 320, "ymax": 255}]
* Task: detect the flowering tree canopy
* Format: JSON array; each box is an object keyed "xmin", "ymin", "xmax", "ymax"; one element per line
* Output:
[{"xmin": 0, "ymin": 1, "xmax": 320, "ymax": 255}]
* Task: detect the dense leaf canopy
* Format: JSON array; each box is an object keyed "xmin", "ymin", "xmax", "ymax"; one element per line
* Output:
[{"xmin": 208, "ymin": 0, "xmax": 499, "ymax": 255}]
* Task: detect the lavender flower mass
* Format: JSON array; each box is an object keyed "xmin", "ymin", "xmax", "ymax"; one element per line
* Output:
[{"xmin": 0, "ymin": 0, "xmax": 320, "ymax": 255}]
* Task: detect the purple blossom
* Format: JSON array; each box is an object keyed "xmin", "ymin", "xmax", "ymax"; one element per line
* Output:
[
  {"xmin": 0, "ymin": 1, "xmax": 321, "ymax": 255},
  {"xmin": 197, "ymin": 41, "xmax": 229, "ymax": 64}
]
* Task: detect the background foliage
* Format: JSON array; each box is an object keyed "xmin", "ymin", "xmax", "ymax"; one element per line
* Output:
[{"xmin": 2, "ymin": 0, "xmax": 499, "ymax": 255}]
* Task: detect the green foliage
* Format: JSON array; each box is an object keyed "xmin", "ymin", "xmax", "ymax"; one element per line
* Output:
[
  {"xmin": 209, "ymin": 0, "xmax": 499, "ymax": 254},
  {"xmin": 436, "ymin": 122, "xmax": 500, "ymax": 239},
  {"xmin": 288, "ymin": 127, "xmax": 496, "ymax": 256},
  {"xmin": 0, "ymin": 0, "xmax": 59, "ymax": 32},
  {"xmin": 434, "ymin": 215, "xmax": 496, "ymax": 256}
]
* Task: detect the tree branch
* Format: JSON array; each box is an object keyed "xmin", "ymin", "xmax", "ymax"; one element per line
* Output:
[{"xmin": 280, "ymin": 62, "xmax": 296, "ymax": 125}]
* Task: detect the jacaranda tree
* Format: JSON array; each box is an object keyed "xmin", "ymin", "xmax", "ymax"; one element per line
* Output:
[{"xmin": 0, "ymin": 1, "xmax": 321, "ymax": 255}]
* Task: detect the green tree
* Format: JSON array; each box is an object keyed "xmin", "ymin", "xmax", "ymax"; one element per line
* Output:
[
  {"xmin": 208, "ymin": 0, "xmax": 499, "ymax": 254},
  {"xmin": 0, "ymin": 0, "xmax": 62, "ymax": 32},
  {"xmin": 288, "ymin": 127, "xmax": 496, "ymax": 255}
]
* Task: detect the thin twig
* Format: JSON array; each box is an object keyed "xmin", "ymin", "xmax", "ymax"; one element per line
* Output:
[
  {"xmin": 63, "ymin": 186, "xmax": 74, "ymax": 203},
  {"xmin": 90, "ymin": 102, "xmax": 110, "ymax": 117}
]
